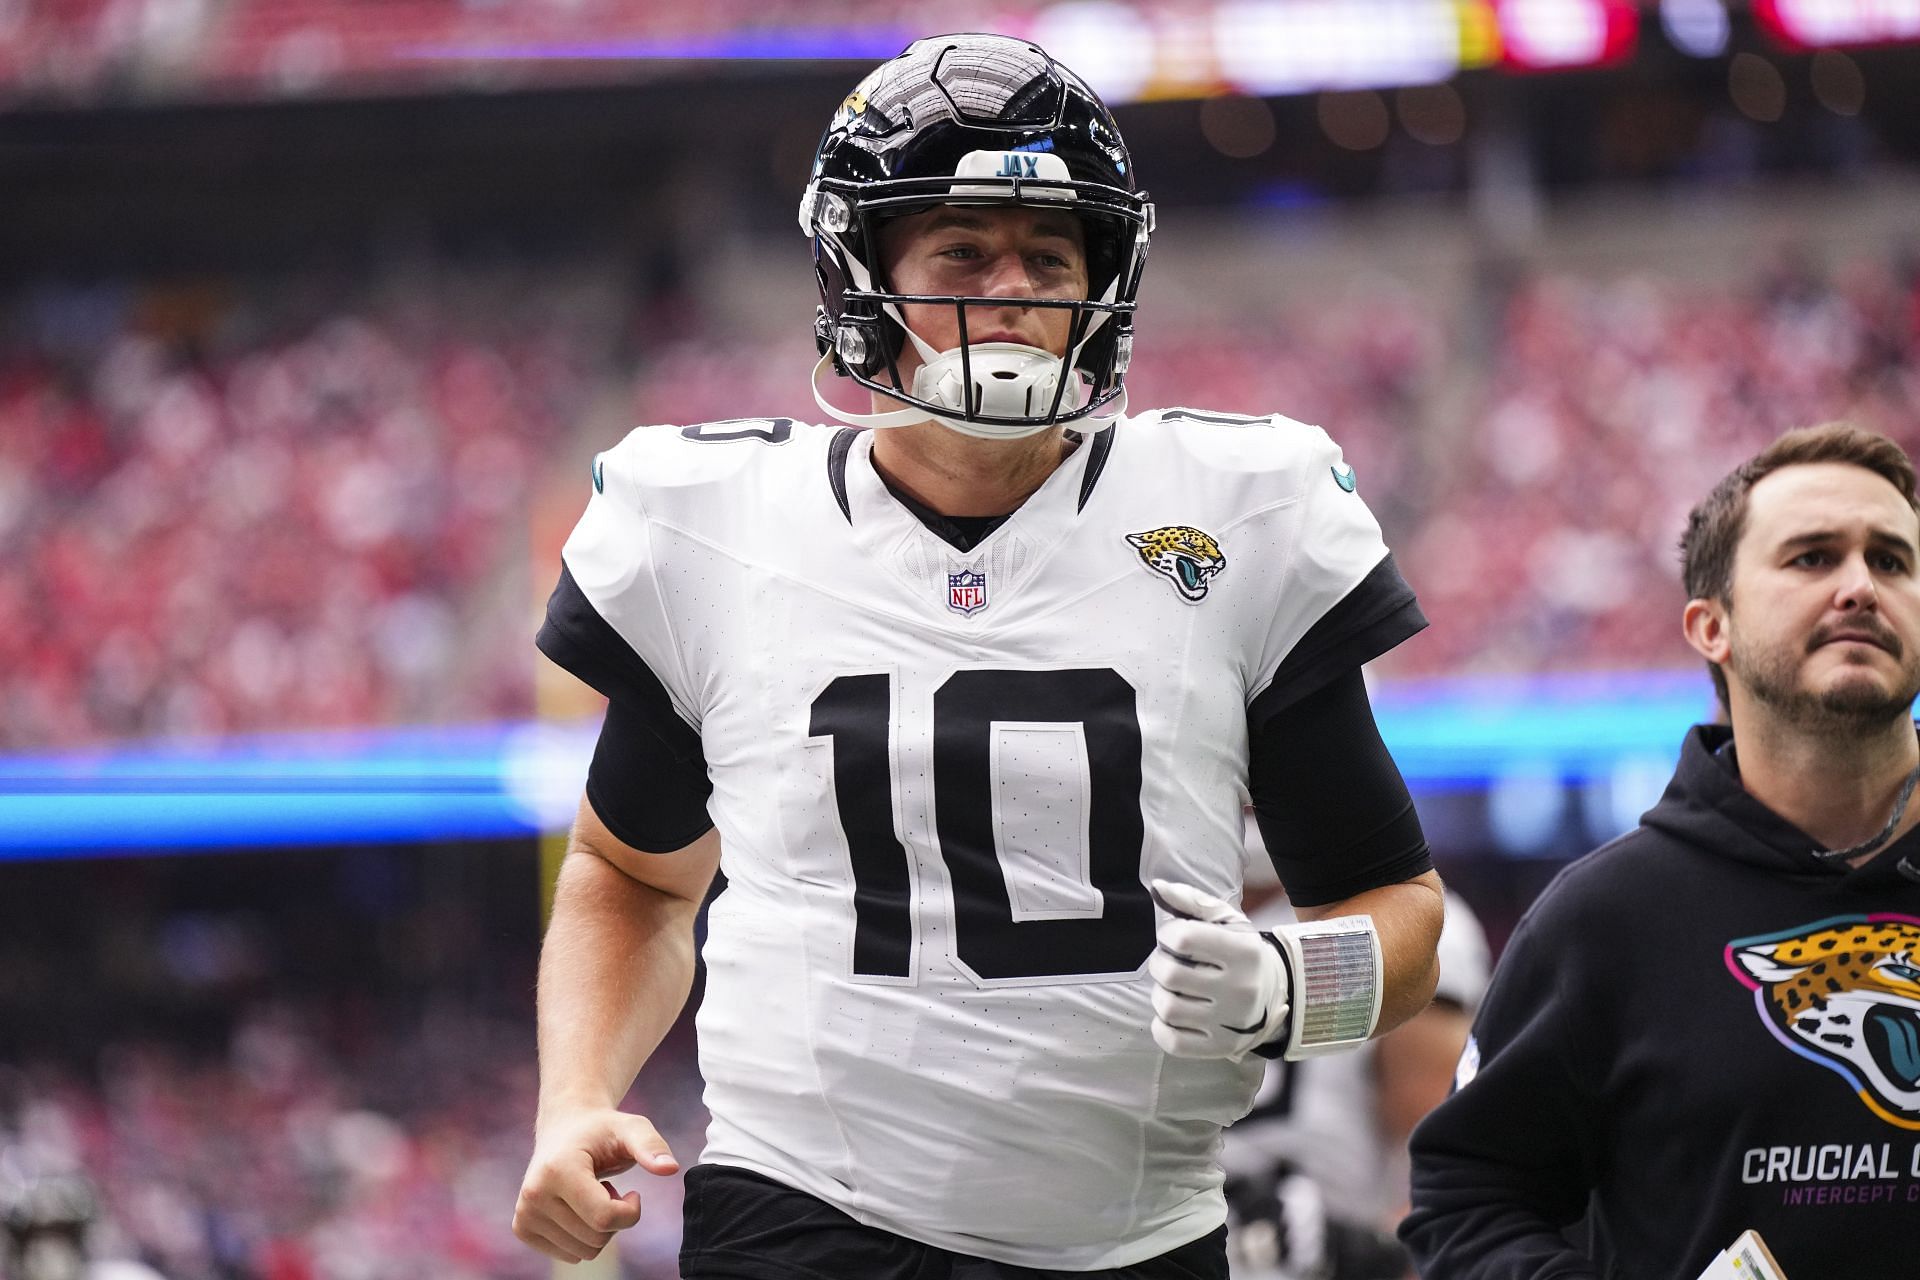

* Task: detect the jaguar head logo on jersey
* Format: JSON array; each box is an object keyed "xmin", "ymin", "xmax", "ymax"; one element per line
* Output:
[
  {"xmin": 1727, "ymin": 915, "xmax": 1920, "ymax": 1130},
  {"xmin": 1127, "ymin": 526, "xmax": 1226, "ymax": 602},
  {"xmin": 948, "ymin": 569, "xmax": 988, "ymax": 616}
]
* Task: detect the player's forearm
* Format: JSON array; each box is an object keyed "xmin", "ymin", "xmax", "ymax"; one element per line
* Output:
[
  {"xmin": 535, "ymin": 846, "xmax": 702, "ymax": 1121},
  {"xmin": 1299, "ymin": 868, "xmax": 1444, "ymax": 1038}
]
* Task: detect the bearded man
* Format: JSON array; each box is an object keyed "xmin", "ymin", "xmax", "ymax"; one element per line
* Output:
[{"xmin": 1403, "ymin": 422, "xmax": 1920, "ymax": 1280}]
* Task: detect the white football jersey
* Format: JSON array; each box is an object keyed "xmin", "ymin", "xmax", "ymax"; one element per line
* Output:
[{"xmin": 555, "ymin": 411, "xmax": 1420, "ymax": 1269}]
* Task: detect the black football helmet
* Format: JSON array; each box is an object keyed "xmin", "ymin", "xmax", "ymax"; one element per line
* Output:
[{"xmin": 799, "ymin": 33, "xmax": 1154, "ymax": 439}]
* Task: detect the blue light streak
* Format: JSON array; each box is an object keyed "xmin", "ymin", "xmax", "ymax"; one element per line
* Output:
[{"xmin": 0, "ymin": 670, "xmax": 1716, "ymax": 858}]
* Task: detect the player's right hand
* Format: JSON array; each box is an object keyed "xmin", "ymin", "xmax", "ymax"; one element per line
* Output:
[
  {"xmin": 512, "ymin": 1107, "xmax": 679, "ymax": 1264},
  {"xmin": 1148, "ymin": 878, "xmax": 1292, "ymax": 1060}
]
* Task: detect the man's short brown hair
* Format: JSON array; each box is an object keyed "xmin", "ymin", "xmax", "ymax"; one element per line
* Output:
[{"xmin": 1679, "ymin": 422, "xmax": 1920, "ymax": 707}]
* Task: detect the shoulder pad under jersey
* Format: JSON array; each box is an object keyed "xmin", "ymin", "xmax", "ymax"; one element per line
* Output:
[
  {"xmin": 590, "ymin": 418, "xmax": 827, "ymax": 505},
  {"xmin": 1123, "ymin": 406, "xmax": 1345, "ymax": 482}
]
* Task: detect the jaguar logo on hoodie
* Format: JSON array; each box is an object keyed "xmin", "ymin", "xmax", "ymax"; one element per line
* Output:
[{"xmin": 1727, "ymin": 915, "xmax": 1920, "ymax": 1130}]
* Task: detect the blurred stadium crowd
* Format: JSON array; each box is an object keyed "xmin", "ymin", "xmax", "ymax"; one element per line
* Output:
[
  {"xmin": 0, "ymin": 267, "xmax": 621, "ymax": 749},
  {"xmin": 0, "ymin": 846, "xmax": 703, "ymax": 1280},
  {"xmin": 1394, "ymin": 248, "xmax": 1920, "ymax": 672},
  {"xmin": 4, "ymin": 243, "xmax": 1917, "ymax": 751},
  {"xmin": 5, "ymin": 1003, "xmax": 559, "ymax": 1280}
]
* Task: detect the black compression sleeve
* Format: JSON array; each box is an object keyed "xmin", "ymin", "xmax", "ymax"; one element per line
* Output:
[
  {"xmin": 586, "ymin": 697, "xmax": 715, "ymax": 854},
  {"xmin": 1247, "ymin": 667, "xmax": 1431, "ymax": 908},
  {"xmin": 537, "ymin": 563, "xmax": 714, "ymax": 853}
]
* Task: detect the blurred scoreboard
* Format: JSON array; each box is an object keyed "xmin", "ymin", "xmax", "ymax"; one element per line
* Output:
[{"xmin": 7, "ymin": 0, "xmax": 1920, "ymax": 111}]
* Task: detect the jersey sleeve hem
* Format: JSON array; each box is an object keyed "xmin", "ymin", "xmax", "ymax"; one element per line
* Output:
[
  {"xmin": 585, "ymin": 772, "xmax": 715, "ymax": 855},
  {"xmin": 1249, "ymin": 552, "xmax": 1425, "ymax": 729},
  {"xmin": 540, "ymin": 562, "xmax": 716, "ymax": 845},
  {"xmin": 537, "ymin": 563, "xmax": 700, "ymax": 743}
]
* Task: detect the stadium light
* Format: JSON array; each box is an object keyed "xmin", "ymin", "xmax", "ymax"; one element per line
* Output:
[
  {"xmin": 1030, "ymin": 1, "xmax": 1158, "ymax": 103},
  {"xmin": 1756, "ymin": 0, "xmax": 1920, "ymax": 48},
  {"xmin": 1496, "ymin": 0, "xmax": 1640, "ymax": 70},
  {"xmin": 1213, "ymin": 0, "xmax": 1463, "ymax": 94},
  {"xmin": 1661, "ymin": 0, "xmax": 1732, "ymax": 57}
]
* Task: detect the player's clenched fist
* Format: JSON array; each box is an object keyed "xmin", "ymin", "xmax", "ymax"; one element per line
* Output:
[
  {"xmin": 1147, "ymin": 879, "xmax": 1292, "ymax": 1060},
  {"xmin": 513, "ymin": 1107, "xmax": 679, "ymax": 1264}
]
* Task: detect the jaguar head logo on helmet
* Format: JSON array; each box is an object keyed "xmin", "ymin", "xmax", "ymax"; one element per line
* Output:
[{"xmin": 798, "ymin": 33, "xmax": 1155, "ymax": 441}]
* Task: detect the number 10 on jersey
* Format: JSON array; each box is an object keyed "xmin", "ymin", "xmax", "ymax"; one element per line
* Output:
[{"xmin": 809, "ymin": 668, "xmax": 1157, "ymax": 984}]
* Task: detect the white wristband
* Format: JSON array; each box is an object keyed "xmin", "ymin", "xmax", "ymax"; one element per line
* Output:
[{"xmin": 1267, "ymin": 914, "xmax": 1382, "ymax": 1059}]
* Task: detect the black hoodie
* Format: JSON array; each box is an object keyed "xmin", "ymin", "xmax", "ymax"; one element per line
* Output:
[{"xmin": 1402, "ymin": 724, "xmax": 1920, "ymax": 1280}]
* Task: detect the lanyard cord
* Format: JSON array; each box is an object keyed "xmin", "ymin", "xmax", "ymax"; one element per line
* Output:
[{"xmin": 1812, "ymin": 759, "xmax": 1920, "ymax": 864}]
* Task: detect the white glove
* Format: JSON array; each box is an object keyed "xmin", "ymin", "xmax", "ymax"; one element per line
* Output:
[{"xmin": 1147, "ymin": 878, "xmax": 1291, "ymax": 1060}]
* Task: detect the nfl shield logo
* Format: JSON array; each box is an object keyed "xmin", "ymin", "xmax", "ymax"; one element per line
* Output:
[{"xmin": 947, "ymin": 569, "xmax": 988, "ymax": 616}]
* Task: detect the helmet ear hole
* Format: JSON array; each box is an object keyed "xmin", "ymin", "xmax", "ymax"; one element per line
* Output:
[{"xmin": 834, "ymin": 318, "xmax": 881, "ymax": 374}]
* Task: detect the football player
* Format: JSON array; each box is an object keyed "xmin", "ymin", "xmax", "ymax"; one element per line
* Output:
[{"xmin": 513, "ymin": 33, "xmax": 1444, "ymax": 1280}]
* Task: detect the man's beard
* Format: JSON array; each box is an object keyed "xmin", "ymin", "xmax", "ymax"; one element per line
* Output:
[{"xmin": 1731, "ymin": 619, "xmax": 1920, "ymax": 731}]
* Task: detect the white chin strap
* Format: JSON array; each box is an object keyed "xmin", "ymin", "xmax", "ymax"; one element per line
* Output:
[
  {"xmin": 811, "ymin": 337, "xmax": 1126, "ymax": 441},
  {"xmin": 810, "ymin": 214, "xmax": 1129, "ymax": 439}
]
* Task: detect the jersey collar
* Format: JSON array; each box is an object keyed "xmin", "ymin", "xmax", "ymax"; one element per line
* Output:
[{"xmin": 826, "ymin": 425, "xmax": 1117, "ymax": 528}]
